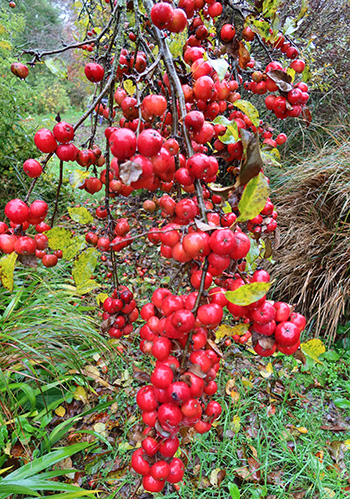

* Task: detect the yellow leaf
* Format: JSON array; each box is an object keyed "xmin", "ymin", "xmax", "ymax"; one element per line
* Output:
[
  {"xmin": 0, "ymin": 252, "xmax": 17, "ymax": 292},
  {"xmin": 294, "ymin": 426, "xmax": 308, "ymax": 434},
  {"xmin": 301, "ymin": 339, "xmax": 326, "ymax": 364},
  {"xmin": 344, "ymin": 439, "xmax": 350, "ymax": 450},
  {"xmin": 0, "ymin": 466, "xmax": 14, "ymax": 475},
  {"xmin": 232, "ymin": 415, "xmax": 241, "ymax": 433},
  {"xmin": 73, "ymin": 386, "xmax": 88, "ymax": 403},
  {"xmin": 55, "ymin": 406, "xmax": 66, "ymax": 417},
  {"xmin": 123, "ymin": 79, "xmax": 135, "ymax": 95},
  {"xmin": 96, "ymin": 293, "xmax": 109, "ymax": 306},
  {"xmin": 242, "ymin": 377, "xmax": 253, "ymax": 390},
  {"xmin": 260, "ymin": 362, "xmax": 274, "ymax": 379},
  {"xmin": 226, "ymin": 282, "xmax": 271, "ymax": 306},
  {"xmin": 118, "ymin": 442, "xmax": 135, "ymax": 451},
  {"xmin": 216, "ymin": 323, "xmax": 249, "ymax": 340},
  {"xmin": 323, "ymin": 488, "xmax": 336, "ymax": 498},
  {"xmin": 223, "ymin": 201, "xmax": 232, "ymax": 214}
]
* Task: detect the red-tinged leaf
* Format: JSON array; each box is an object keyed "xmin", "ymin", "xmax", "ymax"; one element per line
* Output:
[
  {"xmin": 267, "ymin": 405, "xmax": 276, "ymax": 417},
  {"xmin": 320, "ymin": 425, "xmax": 348, "ymax": 432},
  {"xmin": 248, "ymin": 456, "xmax": 261, "ymax": 481},
  {"xmin": 302, "ymin": 107, "xmax": 312, "ymax": 127}
]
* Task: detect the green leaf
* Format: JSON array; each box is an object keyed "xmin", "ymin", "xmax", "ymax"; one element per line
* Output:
[
  {"xmin": 233, "ymin": 100, "xmax": 259, "ymax": 127},
  {"xmin": 46, "ymin": 227, "xmax": 72, "ymax": 251},
  {"xmin": 0, "ymin": 252, "xmax": 17, "ymax": 292},
  {"xmin": 76, "ymin": 280, "xmax": 101, "ymax": 295},
  {"xmin": 94, "ymin": 27, "xmax": 102, "ymax": 35},
  {"xmin": 68, "ymin": 207, "xmax": 93, "ymax": 225},
  {"xmin": 208, "ymin": 56, "xmax": 229, "ymax": 82},
  {"xmin": 213, "ymin": 116, "xmax": 232, "ymax": 127},
  {"xmin": 219, "ymin": 121, "xmax": 239, "ymax": 145},
  {"xmin": 333, "ymin": 398, "xmax": 350, "ymax": 409},
  {"xmin": 229, "ymin": 482, "xmax": 240, "ymax": 499},
  {"xmin": 261, "ymin": 147, "xmax": 281, "ymax": 167},
  {"xmin": 319, "ymin": 350, "xmax": 340, "ymax": 362},
  {"xmin": 2, "ymin": 442, "xmax": 91, "ymax": 481},
  {"xmin": 0, "ymin": 485, "xmax": 40, "ymax": 498},
  {"xmin": 69, "ymin": 169, "xmax": 90, "ymax": 189},
  {"xmin": 238, "ymin": 172, "xmax": 269, "ymax": 222},
  {"xmin": 44, "ymin": 57, "xmax": 67, "ymax": 78},
  {"xmin": 62, "ymin": 235, "xmax": 86, "ymax": 261},
  {"xmin": 72, "ymin": 247, "xmax": 99, "ymax": 287},
  {"xmin": 226, "ymin": 282, "xmax": 271, "ymax": 306}
]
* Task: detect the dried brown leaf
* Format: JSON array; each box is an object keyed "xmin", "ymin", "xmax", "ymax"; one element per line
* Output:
[
  {"xmin": 267, "ymin": 70, "xmax": 293, "ymax": 93},
  {"xmin": 238, "ymin": 41, "xmax": 250, "ymax": 69},
  {"xmin": 238, "ymin": 130, "xmax": 263, "ymax": 186},
  {"xmin": 119, "ymin": 159, "xmax": 143, "ymax": 186}
]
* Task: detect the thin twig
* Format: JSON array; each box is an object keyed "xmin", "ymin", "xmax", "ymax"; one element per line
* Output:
[{"xmin": 50, "ymin": 160, "xmax": 64, "ymax": 227}]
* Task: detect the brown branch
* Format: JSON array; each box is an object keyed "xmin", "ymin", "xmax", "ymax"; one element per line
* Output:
[{"xmin": 50, "ymin": 160, "xmax": 64, "ymax": 227}]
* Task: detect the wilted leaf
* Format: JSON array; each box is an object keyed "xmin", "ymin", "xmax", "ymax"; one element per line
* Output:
[
  {"xmin": 238, "ymin": 172, "xmax": 269, "ymax": 222},
  {"xmin": 17, "ymin": 254, "xmax": 38, "ymax": 269},
  {"xmin": 261, "ymin": 147, "xmax": 281, "ymax": 167},
  {"xmin": 226, "ymin": 282, "xmax": 271, "ymax": 306},
  {"xmin": 0, "ymin": 253, "xmax": 17, "ymax": 292},
  {"xmin": 68, "ymin": 207, "xmax": 93, "ymax": 225},
  {"xmin": 301, "ymin": 107, "xmax": 312, "ymax": 126},
  {"xmin": 260, "ymin": 362, "xmax": 274, "ymax": 379},
  {"xmin": 238, "ymin": 41, "xmax": 250, "ymax": 69},
  {"xmin": 188, "ymin": 363, "xmax": 207, "ymax": 379},
  {"xmin": 69, "ymin": 169, "xmax": 90, "ymax": 189},
  {"xmin": 262, "ymin": 0, "xmax": 281, "ymax": 18},
  {"xmin": 73, "ymin": 386, "xmax": 88, "ymax": 403},
  {"xmin": 267, "ymin": 70, "xmax": 293, "ymax": 93},
  {"xmin": 233, "ymin": 100, "xmax": 259, "ymax": 127},
  {"xmin": 248, "ymin": 456, "xmax": 261, "ymax": 481},
  {"xmin": 242, "ymin": 377, "xmax": 253, "ymax": 390},
  {"xmin": 132, "ymin": 365, "xmax": 151, "ymax": 383},
  {"xmin": 207, "ymin": 339, "xmax": 224, "ymax": 357},
  {"xmin": 210, "ymin": 468, "xmax": 226, "ymax": 487},
  {"xmin": 238, "ymin": 131, "xmax": 263, "ymax": 187},
  {"xmin": 301, "ymin": 339, "xmax": 326, "ymax": 364},
  {"xmin": 119, "ymin": 159, "xmax": 143, "ymax": 186},
  {"xmin": 257, "ymin": 336, "xmax": 275, "ymax": 350},
  {"xmin": 320, "ymin": 425, "xmax": 348, "ymax": 432},
  {"xmin": 93, "ymin": 423, "xmax": 107, "ymax": 436}
]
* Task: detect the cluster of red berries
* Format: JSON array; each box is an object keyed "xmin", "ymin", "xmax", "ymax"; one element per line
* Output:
[
  {"xmin": 0, "ymin": 198, "xmax": 61, "ymax": 266},
  {"xmin": 132, "ymin": 287, "xmax": 223, "ymax": 492},
  {"xmin": 244, "ymin": 59, "xmax": 309, "ymax": 120},
  {"xmin": 246, "ymin": 198, "xmax": 278, "ymax": 236},
  {"xmin": 102, "ymin": 286, "xmax": 139, "ymax": 338}
]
